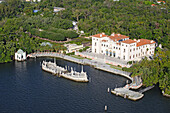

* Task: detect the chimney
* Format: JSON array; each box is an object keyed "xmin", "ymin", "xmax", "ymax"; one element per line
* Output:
[
  {"xmin": 150, "ymin": 40, "xmax": 154, "ymax": 43},
  {"xmin": 102, "ymin": 32, "xmax": 105, "ymax": 35},
  {"xmin": 134, "ymin": 39, "xmax": 137, "ymax": 41},
  {"xmin": 100, "ymin": 34, "xmax": 102, "ymax": 37},
  {"xmin": 137, "ymin": 39, "xmax": 140, "ymax": 42},
  {"xmin": 111, "ymin": 33, "xmax": 115, "ymax": 36}
]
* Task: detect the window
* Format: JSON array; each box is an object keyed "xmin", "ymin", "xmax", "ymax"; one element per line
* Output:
[
  {"xmin": 93, "ymin": 38, "xmax": 95, "ymax": 40},
  {"xmin": 130, "ymin": 56, "xmax": 131, "ymax": 59},
  {"xmin": 95, "ymin": 49, "xmax": 96, "ymax": 53},
  {"xmin": 133, "ymin": 48, "xmax": 135, "ymax": 51},
  {"xmin": 114, "ymin": 47, "xmax": 115, "ymax": 49},
  {"xmin": 136, "ymin": 54, "xmax": 137, "ymax": 57},
  {"xmin": 124, "ymin": 49, "xmax": 125, "ymax": 52},
  {"xmin": 102, "ymin": 44, "xmax": 103, "ymax": 46},
  {"xmin": 141, "ymin": 49, "xmax": 142, "ymax": 52},
  {"xmin": 139, "ymin": 47, "xmax": 140, "ymax": 49},
  {"xmin": 130, "ymin": 49, "xmax": 131, "ymax": 52},
  {"xmin": 104, "ymin": 44, "xmax": 105, "ymax": 47},
  {"xmin": 123, "ymin": 56, "xmax": 125, "ymax": 59},
  {"xmin": 116, "ymin": 47, "xmax": 118, "ymax": 49},
  {"xmin": 106, "ymin": 45, "xmax": 108, "ymax": 47},
  {"xmin": 139, "ymin": 53, "xmax": 140, "ymax": 56},
  {"xmin": 136, "ymin": 48, "xmax": 138, "ymax": 50},
  {"xmin": 126, "ymin": 45, "xmax": 127, "ymax": 47},
  {"xmin": 122, "ymin": 44, "xmax": 124, "ymax": 46},
  {"xmin": 133, "ymin": 55, "xmax": 135, "ymax": 58},
  {"xmin": 95, "ymin": 42, "xmax": 96, "ymax": 46},
  {"xmin": 97, "ymin": 39, "xmax": 98, "ymax": 41},
  {"xmin": 119, "ymin": 48, "xmax": 120, "ymax": 50}
]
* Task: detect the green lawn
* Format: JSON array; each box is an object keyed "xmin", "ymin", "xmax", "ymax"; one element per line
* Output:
[
  {"xmin": 107, "ymin": 63, "xmax": 122, "ymax": 70},
  {"xmin": 71, "ymin": 55, "xmax": 84, "ymax": 59},
  {"xmin": 71, "ymin": 55, "xmax": 92, "ymax": 60}
]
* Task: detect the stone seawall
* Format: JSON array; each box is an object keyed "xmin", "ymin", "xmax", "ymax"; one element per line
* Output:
[{"xmin": 27, "ymin": 52, "xmax": 132, "ymax": 81}]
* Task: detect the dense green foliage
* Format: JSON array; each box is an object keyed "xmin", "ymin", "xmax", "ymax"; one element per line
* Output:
[
  {"xmin": 123, "ymin": 49, "xmax": 170, "ymax": 94},
  {"xmin": 30, "ymin": 27, "xmax": 78, "ymax": 41},
  {"xmin": 1, "ymin": 0, "xmax": 169, "ymax": 47},
  {"xmin": 56, "ymin": 0, "xmax": 169, "ymax": 48}
]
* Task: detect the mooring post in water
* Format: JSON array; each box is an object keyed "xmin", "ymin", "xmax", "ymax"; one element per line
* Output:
[
  {"xmin": 108, "ymin": 88, "xmax": 110, "ymax": 93},
  {"xmin": 105, "ymin": 105, "xmax": 107, "ymax": 111}
]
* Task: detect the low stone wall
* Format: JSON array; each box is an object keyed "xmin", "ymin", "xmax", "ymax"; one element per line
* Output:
[
  {"xmin": 75, "ymin": 52, "xmax": 130, "ymax": 67},
  {"xmin": 28, "ymin": 52, "xmax": 132, "ymax": 80}
]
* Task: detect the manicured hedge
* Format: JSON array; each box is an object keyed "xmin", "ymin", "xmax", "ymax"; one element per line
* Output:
[{"xmin": 30, "ymin": 28, "xmax": 78, "ymax": 41}]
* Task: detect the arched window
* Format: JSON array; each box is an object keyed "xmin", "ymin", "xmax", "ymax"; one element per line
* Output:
[{"xmin": 106, "ymin": 50, "xmax": 108, "ymax": 55}]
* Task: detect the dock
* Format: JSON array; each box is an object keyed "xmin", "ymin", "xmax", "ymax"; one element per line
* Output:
[{"xmin": 111, "ymin": 88, "xmax": 144, "ymax": 101}]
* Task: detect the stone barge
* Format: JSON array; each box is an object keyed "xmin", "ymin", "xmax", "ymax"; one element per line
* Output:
[
  {"xmin": 42, "ymin": 61, "xmax": 67, "ymax": 74},
  {"xmin": 41, "ymin": 60, "xmax": 88, "ymax": 82},
  {"xmin": 61, "ymin": 67, "xmax": 88, "ymax": 82},
  {"xmin": 27, "ymin": 52, "xmax": 132, "ymax": 81},
  {"xmin": 111, "ymin": 88, "xmax": 144, "ymax": 101}
]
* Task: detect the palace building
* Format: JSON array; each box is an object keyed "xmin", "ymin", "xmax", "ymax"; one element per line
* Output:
[{"xmin": 92, "ymin": 33, "xmax": 156, "ymax": 61}]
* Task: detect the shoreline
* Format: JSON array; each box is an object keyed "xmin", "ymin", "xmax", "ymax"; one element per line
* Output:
[
  {"xmin": 162, "ymin": 91, "xmax": 170, "ymax": 98},
  {"xmin": 27, "ymin": 52, "xmax": 132, "ymax": 81}
]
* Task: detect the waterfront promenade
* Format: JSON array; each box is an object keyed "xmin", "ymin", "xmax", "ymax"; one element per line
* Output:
[
  {"xmin": 27, "ymin": 52, "xmax": 132, "ymax": 80},
  {"xmin": 75, "ymin": 51, "xmax": 130, "ymax": 67}
]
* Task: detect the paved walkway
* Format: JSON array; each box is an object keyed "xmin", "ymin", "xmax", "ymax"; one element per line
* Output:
[
  {"xmin": 27, "ymin": 52, "xmax": 132, "ymax": 80},
  {"xmin": 77, "ymin": 52, "xmax": 128, "ymax": 65}
]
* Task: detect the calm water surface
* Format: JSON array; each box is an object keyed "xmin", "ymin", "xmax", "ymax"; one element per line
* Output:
[{"xmin": 0, "ymin": 58, "xmax": 169, "ymax": 113}]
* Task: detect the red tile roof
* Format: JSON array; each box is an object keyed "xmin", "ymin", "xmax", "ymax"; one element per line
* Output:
[
  {"xmin": 116, "ymin": 43, "xmax": 121, "ymax": 45},
  {"xmin": 121, "ymin": 39, "xmax": 136, "ymax": 44},
  {"xmin": 108, "ymin": 34, "xmax": 129, "ymax": 42},
  {"xmin": 102, "ymin": 40, "xmax": 107, "ymax": 42},
  {"xmin": 136, "ymin": 39, "xmax": 156, "ymax": 47},
  {"xmin": 151, "ymin": 4, "xmax": 156, "ymax": 6},
  {"xmin": 92, "ymin": 33, "xmax": 108, "ymax": 38},
  {"xmin": 157, "ymin": 1, "xmax": 165, "ymax": 3}
]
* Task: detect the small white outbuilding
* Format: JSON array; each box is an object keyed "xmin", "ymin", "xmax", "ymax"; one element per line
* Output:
[{"xmin": 15, "ymin": 49, "xmax": 26, "ymax": 61}]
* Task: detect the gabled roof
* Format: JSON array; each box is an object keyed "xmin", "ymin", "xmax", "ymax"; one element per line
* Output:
[
  {"xmin": 121, "ymin": 39, "xmax": 136, "ymax": 44},
  {"xmin": 92, "ymin": 33, "xmax": 108, "ymax": 38},
  {"xmin": 108, "ymin": 34, "xmax": 129, "ymax": 42},
  {"xmin": 136, "ymin": 39, "xmax": 156, "ymax": 47}
]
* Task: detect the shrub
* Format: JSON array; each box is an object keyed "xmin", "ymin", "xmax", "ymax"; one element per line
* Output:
[
  {"xmin": 127, "ymin": 61, "xmax": 133, "ymax": 64},
  {"xmin": 79, "ymin": 49, "xmax": 83, "ymax": 52}
]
